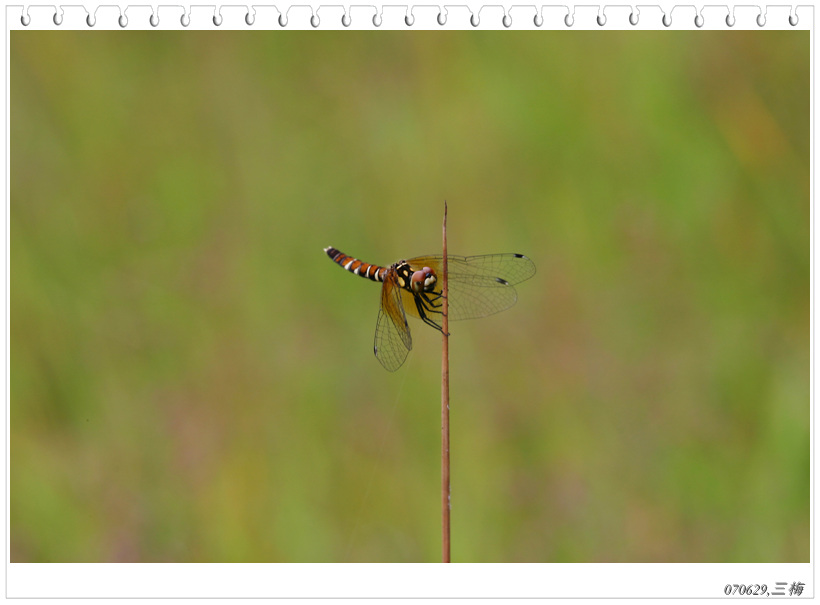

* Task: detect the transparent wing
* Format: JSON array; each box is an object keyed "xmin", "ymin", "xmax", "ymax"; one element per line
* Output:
[
  {"xmin": 373, "ymin": 274, "xmax": 413, "ymax": 372},
  {"xmin": 404, "ymin": 253, "xmax": 536, "ymax": 322}
]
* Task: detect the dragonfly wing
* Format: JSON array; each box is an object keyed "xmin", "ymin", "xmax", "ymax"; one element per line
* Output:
[
  {"xmin": 374, "ymin": 275, "xmax": 413, "ymax": 371},
  {"xmin": 407, "ymin": 253, "xmax": 536, "ymax": 321},
  {"xmin": 447, "ymin": 253, "xmax": 536, "ymax": 285}
]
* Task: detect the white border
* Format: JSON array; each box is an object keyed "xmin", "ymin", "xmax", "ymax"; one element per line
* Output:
[{"xmin": 6, "ymin": 562, "xmax": 816, "ymax": 598}]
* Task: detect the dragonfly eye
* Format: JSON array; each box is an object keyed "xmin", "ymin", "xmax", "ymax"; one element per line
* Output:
[{"xmin": 411, "ymin": 267, "xmax": 437, "ymax": 293}]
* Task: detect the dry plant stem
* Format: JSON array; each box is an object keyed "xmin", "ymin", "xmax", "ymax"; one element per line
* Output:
[{"xmin": 441, "ymin": 202, "xmax": 451, "ymax": 563}]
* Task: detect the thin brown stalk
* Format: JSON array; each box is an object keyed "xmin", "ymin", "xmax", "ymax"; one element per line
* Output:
[{"xmin": 441, "ymin": 201, "xmax": 451, "ymax": 563}]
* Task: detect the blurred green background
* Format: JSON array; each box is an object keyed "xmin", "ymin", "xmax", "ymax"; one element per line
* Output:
[{"xmin": 11, "ymin": 31, "xmax": 808, "ymax": 562}]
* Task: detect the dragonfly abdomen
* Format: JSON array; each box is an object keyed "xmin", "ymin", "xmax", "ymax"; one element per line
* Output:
[{"xmin": 324, "ymin": 247, "xmax": 386, "ymax": 283}]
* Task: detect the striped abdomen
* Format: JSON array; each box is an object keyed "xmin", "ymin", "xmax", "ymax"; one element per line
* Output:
[{"xmin": 324, "ymin": 247, "xmax": 386, "ymax": 282}]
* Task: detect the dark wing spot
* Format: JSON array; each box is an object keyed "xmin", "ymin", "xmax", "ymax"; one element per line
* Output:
[
  {"xmin": 514, "ymin": 253, "xmax": 525, "ymax": 258},
  {"xmin": 496, "ymin": 277, "xmax": 510, "ymax": 285}
]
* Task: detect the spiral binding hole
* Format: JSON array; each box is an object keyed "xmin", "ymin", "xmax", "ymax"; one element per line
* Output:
[
  {"xmin": 789, "ymin": 12, "xmax": 798, "ymax": 26},
  {"xmin": 35, "ymin": 4, "xmax": 783, "ymax": 30},
  {"xmin": 21, "ymin": 12, "xmax": 30, "ymax": 25}
]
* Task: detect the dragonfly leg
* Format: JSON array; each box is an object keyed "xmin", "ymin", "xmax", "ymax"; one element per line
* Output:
[
  {"xmin": 422, "ymin": 291, "xmax": 446, "ymax": 312},
  {"xmin": 426, "ymin": 291, "xmax": 445, "ymax": 309},
  {"xmin": 414, "ymin": 293, "xmax": 445, "ymax": 333},
  {"xmin": 422, "ymin": 291, "xmax": 449, "ymax": 335}
]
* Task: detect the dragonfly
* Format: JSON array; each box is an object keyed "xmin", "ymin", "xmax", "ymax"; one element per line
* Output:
[{"xmin": 324, "ymin": 246, "xmax": 536, "ymax": 371}]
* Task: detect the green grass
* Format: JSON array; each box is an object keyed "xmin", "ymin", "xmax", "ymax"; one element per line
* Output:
[{"xmin": 11, "ymin": 30, "xmax": 809, "ymax": 562}]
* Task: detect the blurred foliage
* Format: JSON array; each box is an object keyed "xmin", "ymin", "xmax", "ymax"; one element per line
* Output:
[{"xmin": 11, "ymin": 30, "xmax": 808, "ymax": 562}]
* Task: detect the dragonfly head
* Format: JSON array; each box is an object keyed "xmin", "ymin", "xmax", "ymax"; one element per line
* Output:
[{"xmin": 411, "ymin": 266, "xmax": 437, "ymax": 293}]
